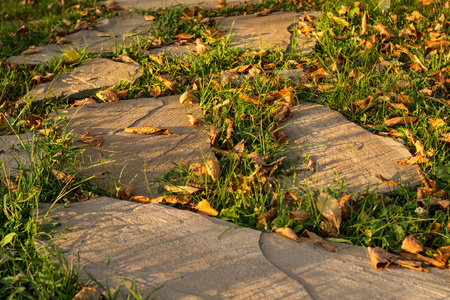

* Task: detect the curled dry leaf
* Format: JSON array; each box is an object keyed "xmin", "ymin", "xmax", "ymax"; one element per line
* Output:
[
  {"xmin": 284, "ymin": 191, "xmax": 299, "ymax": 202},
  {"xmin": 275, "ymin": 228, "xmax": 299, "ymax": 241},
  {"xmin": 384, "ymin": 116, "xmax": 417, "ymax": 127},
  {"xmin": 374, "ymin": 173, "xmax": 400, "ymax": 185},
  {"xmin": 39, "ymin": 128, "xmax": 57, "ymax": 136},
  {"xmin": 114, "ymin": 55, "xmax": 135, "ymax": 63},
  {"xmin": 73, "ymin": 287, "xmax": 103, "ymax": 300},
  {"xmin": 397, "ymin": 156, "xmax": 429, "ymax": 165},
  {"xmin": 51, "ymin": 168, "xmax": 74, "ymax": 183},
  {"xmin": 288, "ymin": 211, "xmax": 310, "ymax": 222},
  {"xmin": 148, "ymin": 54, "xmax": 163, "ymax": 66},
  {"xmin": 116, "ymin": 183, "xmax": 133, "ymax": 200},
  {"xmin": 71, "ymin": 97, "xmax": 97, "ymax": 107},
  {"xmin": 429, "ymin": 118, "xmax": 445, "ymax": 129},
  {"xmin": 374, "ymin": 23, "xmax": 393, "ymax": 38},
  {"xmin": 207, "ymin": 125, "xmax": 221, "ymax": 147},
  {"xmin": 175, "ymin": 33, "xmax": 194, "ymax": 39},
  {"xmin": 437, "ymin": 246, "xmax": 450, "ymax": 263},
  {"xmin": 398, "ymin": 252, "xmax": 446, "ymax": 268},
  {"xmin": 439, "ymin": 132, "xmax": 450, "ymax": 143},
  {"xmin": 304, "ymin": 230, "xmax": 338, "ymax": 252},
  {"xmin": 124, "ymin": 126, "xmax": 173, "ymax": 136},
  {"xmin": 129, "ymin": 195, "xmax": 151, "ymax": 204},
  {"xmin": 206, "ymin": 159, "xmax": 220, "ymax": 181},
  {"xmin": 401, "ymin": 235, "xmax": 424, "ymax": 254},
  {"xmin": 405, "ymin": 129, "xmax": 426, "ymax": 157},
  {"xmin": 80, "ymin": 131, "xmax": 103, "ymax": 147},
  {"xmin": 164, "ymin": 185, "xmax": 199, "ymax": 194},
  {"xmin": 339, "ymin": 193, "xmax": 352, "ymax": 219},
  {"xmin": 180, "ymin": 90, "xmax": 198, "ymax": 104},
  {"xmin": 256, "ymin": 207, "xmax": 277, "ymax": 229},
  {"xmin": 316, "ymin": 192, "xmax": 342, "ymax": 230},
  {"xmin": 25, "ymin": 114, "xmax": 43, "ymax": 129},
  {"xmin": 367, "ymin": 247, "xmax": 396, "ymax": 269},
  {"xmin": 388, "ymin": 102, "xmax": 409, "ymax": 114},
  {"xmin": 97, "ymin": 88, "xmax": 119, "ymax": 103},
  {"xmin": 150, "ymin": 85, "xmax": 162, "ymax": 98},
  {"xmin": 157, "ymin": 76, "xmax": 178, "ymax": 91},
  {"xmin": 194, "ymin": 199, "xmax": 218, "ymax": 216},
  {"xmin": 361, "ymin": 10, "xmax": 369, "ymax": 35},
  {"xmin": 349, "ymin": 96, "xmax": 373, "ymax": 111},
  {"xmin": 187, "ymin": 114, "xmax": 199, "ymax": 126},
  {"xmin": 22, "ymin": 47, "xmax": 39, "ymax": 55}
]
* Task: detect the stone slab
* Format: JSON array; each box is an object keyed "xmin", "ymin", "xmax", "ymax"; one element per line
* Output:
[
  {"xmin": 260, "ymin": 233, "xmax": 450, "ymax": 299},
  {"xmin": 8, "ymin": 12, "xmax": 152, "ymax": 66},
  {"xmin": 20, "ymin": 58, "xmax": 142, "ymax": 107},
  {"xmin": 116, "ymin": 0, "xmax": 252, "ymax": 10},
  {"xmin": 50, "ymin": 197, "xmax": 311, "ymax": 299},
  {"xmin": 216, "ymin": 11, "xmax": 321, "ymax": 52},
  {"xmin": 0, "ymin": 134, "xmax": 36, "ymax": 176},
  {"xmin": 56, "ymin": 96, "xmax": 211, "ymax": 198},
  {"xmin": 282, "ymin": 101, "xmax": 421, "ymax": 194}
]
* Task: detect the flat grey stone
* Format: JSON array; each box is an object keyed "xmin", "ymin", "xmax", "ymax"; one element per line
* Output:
[
  {"xmin": 8, "ymin": 12, "xmax": 152, "ymax": 66},
  {"xmin": 282, "ymin": 101, "xmax": 421, "ymax": 193},
  {"xmin": 56, "ymin": 96, "xmax": 211, "ymax": 198},
  {"xmin": 216, "ymin": 11, "xmax": 320, "ymax": 52},
  {"xmin": 20, "ymin": 58, "xmax": 142, "ymax": 107},
  {"xmin": 0, "ymin": 134, "xmax": 36, "ymax": 176},
  {"xmin": 50, "ymin": 197, "xmax": 311, "ymax": 299},
  {"xmin": 260, "ymin": 233, "xmax": 450, "ymax": 299},
  {"xmin": 116, "ymin": 0, "xmax": 251, "ymax": 10}
]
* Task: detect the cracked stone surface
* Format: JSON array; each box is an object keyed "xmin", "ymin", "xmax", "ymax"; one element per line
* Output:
[
  {"xmin": 55, "ymin": 96, "xmax": 210, "ymax": 198},
  {"xmin": 0, "ymin": 134, "xmax": 35, "ymax": 176},
  {"xmin": 216, "ymin": 11, "xmax": 321, "ymax": 51},
  {"xmin": 116, "ymin": 0, "xmax": 252, "ymax": 10},
  {"xmin": 20, "ymin": 58, "xmax": 142, "ymax": 107},
  {"xmin": 281, "ymin": 101, "xmax": 421, "ymax": 194},
  {"xmin": 260, "ymin": 233, "xmax": 450, "ymax": 300},
  {"xmin": 8, "ymin": 12, "xmax": 152, "ymax": 66},
  {"xmin": 50, "ymin": 197, "xmax": 311, "ymax": 299}
]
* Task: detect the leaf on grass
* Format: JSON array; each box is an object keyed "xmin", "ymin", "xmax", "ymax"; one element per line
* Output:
[
  {"xmin": 439, "ymin": 132, "xmax": 450, "ymax": 143},
  {"xmin": 96, "ymin": 88, "xmax": 119, "ymax": 102},
  {"xmin": 25, "ymin": 114, "xmax": 43, "ymax": 129},
  {"xmin": 80, "ymin": 131, "xmax": 103, "ymax": 147},
  {"xmin": 62, "ymin": 50, "xmax": 81, "ymax": 61},
  {"xmin": 202, "ymin": 29, "xmax": 223, "ymax": 42},
  {"xmin": 317, "ymin": 192, "xmax": 342, "ymax": 230},
  {"xmin": 361, "ymin": 10, "xmax": 369, "ymax": 35},
  {"xmin": 284, "ymin": 191, "xmax": 299, "ymax": 202},
  {"xmin": 374, "ymin": 23, "xmax": 393, "ymax": 38},
  {"xmin": 180, "ymin": 90, "xmax": 198, "ymax": 104},
  {"xmin": 124, "ymin": 126, "xmax": 173, "ymax": 135},
  {"xmin": 187, "ymin": 114, "xmax": 199, "ymax": 126},
  {"xmin": 207, "ymin": 125, "xmax": 221, "ymax": 147},
  {"xmin": 275, "ymin": 228, "xmax": 299, "ymax": 241},
  {"xmin": 150, "ymin": 85, "xmax": 162, "ymax": 98},
  {"xmin": 129, "ymin": 196, "xmax": 151, "ymax": 204},
  {"xmin": 367, "ymin": 247, "xmax": 396, "ymax": 269},
  {"xmin": 206, "ymin": 159, "xmax": 220, "ymax": 181},
  {"xmin": 374, "ymin": 174, "xmax": 400, "ymax": 185},
  {"xmin": 437, "ymin": 246, "xmax": 450, "ymax": 263},
  {"xmin": 401, "ymin": 235, "xmax": 424, "ymax": 254},
  {"xmin": 71, "ymin": 97, "xmax": 97, "ymax": 107},
  {"xmin": 397, "ymin": 156, "xmax": 429, "ymax": 165},
  {"xmin": 256, "ymin": 207, "xmax": 277, "ymax": 229},
  {"xmin": 429, "ymin": 118, "xmax": 445, "ymax": 129},
  {"xmin": 175, "ymin": 33, "xmax": 194, "ymax": 39},
  {"xmin": 339, "ymin": 194, "xmax": 353, "ymax": 219},
  {"xmin": 305, "ymin": 230, "xmax": 338, "ymax": 252},
  {"xmin": 388, "ymin": 102, "xmax": 409, "ymax": 114},
  {"xmin": 405, "ymin": 129, "xmax": 426, "ymax": 157},
  {"xmin": 148, "ymin": 54, "xmax": 164, "ymax": 66},
  {"xmin": 349, "ymin": 96, "xmax": 373, "ymax": 110},
  {"xmin": 73, "ymin": 287, "xmax": 103, "ymax": 300},
  {"xmin": 164, "ymin": 185, "xmax": 199, "ymax": 194},
  {"xmin": 116, "ymin": 183, "xmax": 133, "ymax": 200},
  {"xmin": 288, "ymin": 211, "xmax": 310, "ymax": 222},
  {"xmin": 51, "ymin": 168, "xmax": 74, "ymax": 183},
  {"xmin": 113, "ymin": 55, "xmax": 135, "ymax": 63},
  {"xmin": 39, "ymin": 128, "xmax": 56, "ymax": 136},
  {"xmin": 194, "ymin": 199, "xmax": 218, "ymax": 216},
  {"xmin": 384, "ymin": 116, "xmax": 417, "ymax": 127},
  {"xmin": 157, "ymin": 76, "xmax": 178, "ymax": 91}
]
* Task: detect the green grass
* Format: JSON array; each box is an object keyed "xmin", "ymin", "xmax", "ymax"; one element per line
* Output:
[{"xmin": 1, "ymin": 0, "xmax": 450, "ymax": 297}]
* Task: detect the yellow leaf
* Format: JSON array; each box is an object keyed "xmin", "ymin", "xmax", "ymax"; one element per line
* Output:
[
  {"xmin": 129, "ymin": 196, "xmax": 151, "ymax": 204},
  {"xmin": 124, "ymin": 127, "xmax": 173, "ymax": 135},
  {"xmin": 429, "ymin": 118, "xmax": 446, "ymax": 129},
  {"xmin": 194, "ymin": 199, "xmax": 218, "ymax": 216},
  {"xmin": 180, "ymin": 91, "xmax": 198, "ymax": 104},
  {"xmin": 62, "ymin": 50, "xmax": 81, "ymax": 61},
  {"xmin": 439, "ymin": 132, "xmax": 450, "ymax": 143},
  {"xmin": 275, "ymin": 228, "xmax": 299, "ymax": 241},
  {"xmin": 96, "ymin": 88, "xmax": 119, "ymax": 103},
  {"xmin": 187, "ymin": 114, "xmax": 199, "ymax": 126},
  {"xmin": 164, "ymin": 185, "xmax": 199, "ymax": 194},
  {"xmin": 396, "ymin": 156, "xmax": 429, "ymax": 165},
  {"xmin": 316, "ymin": 192, "xmax": 342, "ymax": 230},
  {"xmin": 401, "ymin": 235, "xmax": 424, "ymax": 254}
]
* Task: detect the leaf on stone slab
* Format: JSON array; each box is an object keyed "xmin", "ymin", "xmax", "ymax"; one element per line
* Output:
[
  {"xmin": 22, "ymin": 46, "xmax": 39, "ymax": 55},
  {"xmin": 129, "ymin": 195, "xmax": 151, "ymax": 204},
  {"xmin": 367, "ymin": 247, "xmax": 396, "ymax": 269},
  {"xmin": 116, "ymin": 183, "xmax": 133, "ymax": 200},
  {"xmin": 288, "ymin": 211, "xmax": 310, "ymax": 222},
  {"xmin": 150, "ymin": 85, "xmax": 162, "ymax": 98},
  {"xmin": 80, "ymin": 131, "xmax": 103, "ymax": 147},
  {"xmin": 275, "ymin": 228, "xmax": 299, "ymax": 241},
  {"xmin": 56, "ymin": 37, "xmax": 72, "ymax": 45},
  {"xmin": 374, "ymin": 173, "xmax": 400, "ymax": 185},
  {"xmin": 113, "ymin": 55, "xmax": 135, "ymax": 63},
  {"xmin": 180, "ymin": 91, "xmax": 198, "ymax": 104},
  {"xmin": 73, "ymin": 287, "xmax": 103, "ymax": 300},
  {"xmin": 384, "ymin": 116, "xmax": 417, "ymax": 127},
  {"xmin": 96, "ymin": 88, "xmax": 119, "ymax": 103},
  {"xmin": 393, "ymin": 258, "xmax": 430, "ymax": 272},
  {"xmin": 397, "ymin": 251, "xmax": 446, "ymax": 268},
  {"xmin": 437, "ymin": 246, "xmax": 450, "ymax": 264},
  {"xmin": 74, "ymin": 20, "xmax": 89, "ymax": 30},
  {"xmin": 164, "ymin": 185, "xmax": 199, "ymax": 194},
  {"xmin": 187, "ymin": 114, "xmax": 199, "ymax": 126},
  {"xmin": 32, "ymin": 72, "xmax": 55, "ymax": 85},
  {"xmin": 124, "ymin": 127, "xmax": 173, "ymax": 135},
  {"xmin": 305, "ymin": 230, "xmax": 338, "ymax": 252},
  {"xmin": 162, "ymin": 195, "xmax": 192, "ymax": 205},
  {"xmin": 401, "ymin": 235, "xmax": 424, "ymax": 254},
  {"xmin": 397, "ymin": 156, "xmax": 429, "ymax": 165},
  {"xmin": 317, "ymin": 192, "xmax": 342, "ymax": 230},
  {"xmin": 194, "ymin": 199, "xmax": 218, "ymax": 216},
  {"xmin": 71, "ymin": 97, "xmax": 97, "ymax": 107}
]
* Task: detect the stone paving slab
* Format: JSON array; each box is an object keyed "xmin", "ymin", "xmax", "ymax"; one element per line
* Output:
[
  {"xmin": 50, "ymin": 197, "xmax": 311, "ymax": 299},
  {"xmin": 0, "ymin": 134, "xmax": 35, "ymax": 176},
  {"xmin": 282, "ymin": 101, "xmax": 421, "ymax": 194},
  {"xmin": 20, "ymin": 58, "xmax": 142, "ymax": 107},
  {"xmin": 56, "ymin": 96, "xmax": 210, "ymax": 198},
  {"xmin": 216, "ymin": 11, "xmax": 321, "ymax": 52},
  {"xmin": 8, "ymin": 12, "xmax": 152, "ymax": 66},
  {"xmin": 260, "ymin": 233, "xmax": 450, "ymax": 300},
  {"xmin": 116, "ymin": 0, "xmax": 251, "ymax": 10}
]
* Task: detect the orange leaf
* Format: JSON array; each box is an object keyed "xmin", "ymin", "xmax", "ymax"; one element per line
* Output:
[
  {"xmin": 275, "ymin": 228, "xmax": 299, "ymax": 241},
  {"xmin": 396, "ymin": 156, "xmax": 429, "ymax": 165},
  {"xmin": 150, "ymin": 85, "xmax": 161, "ymax": 98},
  {"xmin": 367, "ymin": 247, "xmax": 396, "ymax": 269},
  {"xmin": 80, "ymin": 131, "xmax": 103, "ymax": 147},
  {"xmin": 116, "ymin": 183, "xmax": 133, "ymax": 200},
  {"xmin": 288, "ymin": 211, "xmax": 310, "ymax": 222},
  {"xmin": 374, "ymin": 174, "xmax": 400, "ymax": 185},
  {"xmin": 401, "ymin": 235, "xmax": 424, "ymax": 254},
  {"xmin": 129, "ymin": 196, "xmax": 151, "ymax": 204},
  {"xmin": 317, "ymin": 192, "xmax": 342, "ymax": 230},
  {"xmin": 384, "ymin": 116, "xmax": 417, "ymax": 127},
  {"xmin": 124, "ymin": 126, "xmax": 173, "ymax": 135},
  {"xmin": 194, "ymin": 199, "xmax": 218, "ymax": 216}
]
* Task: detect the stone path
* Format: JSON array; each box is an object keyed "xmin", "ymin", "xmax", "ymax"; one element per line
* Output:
[{"xmin": 1, "ymin": 3, "xmax": 442, "ymax": 299}]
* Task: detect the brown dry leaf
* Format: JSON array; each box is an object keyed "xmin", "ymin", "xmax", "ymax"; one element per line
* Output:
[
  {"xmin": 398, "ymin": 252, "xmax": 445, "ymax": 268},
  {"xmin": 397, "ymin": 156, "xmax": 429, "ymax": 165},
  {"xmin": 175, "ymin": 33, "xmax": 194, "ymax": 39},
  {"xmin": 305, "ymin": 230, "xmax": 338, "ymax": 252},
  {"xmin": 288, "ymin": 211, "xmax": 310, "ymax": 222},
  {"xmin": 80, "ymin": 131, "xmax": 103, "ymax": 147},
  {"xmin": 25, "ymin": 114, "xmax": 43, "ymax": 129},
  {"xmin": 349, "ymin": 96, "xmax": 373, "ymax": 110},
  {"xmin": 388, "ymin": 102, "xmax": 409, "ymax": 114},
  {"xmin": 164, "ymin": 195, "xmax": 192, "ymax": 205},
  {"xmin": 39, "ymin": 128, "xmax": 56, "ymax": 136},
  {"xmin": 275, "ymin": 228, "xmax": 299, "ymax": 241},
  {"xmin": 16, "ymin": 25, "xmax": 29, "ymax": 35},
  {"xmin": 437, "ymin": 246, "xmax": 450, "ymax": 263},
  {"xmin": 269, "ymin": 106, "xmax": 292, "ymax": 123},
  {"xmin": 74, "ymin": 20, "xmax": 89, "ymax": 30},
  {"xmin": 406, "ymin": 11, "xmax": 426, "ymax": 22},
  {"xmin": 326, "ymin": 12, "xmax": 350, "ymax": 27},
  {"xmin": 129, "ymin": 196, "xmax": 151, "ymax": 204},
  {"xmin": 113, "ymin": 55, "xmax": 135, "ymax": 63},
  {"xmin": 71, "ymin": 97, "xmax": 97, "ymax": 107},
  {"xmin": 116, "ymin": 183, "xmax": 133, "ymax": 200},
  {"xmin": 202, "ymin": 29, "xmax": 223, "ymax": 42},
  {"xmin": 96, "ymin": 89, "xmax": 119, "ymax": 103},
  {"xmin": 180, "ymin": 90, "xmax": 198, "ymax": 104},
  {"xmin": 22, "ymin": 46, "xmax": 39, "ymax": 55},
  {"xmin": 374, "ymin": 23, "xmax": 393, "ymax": 38},
  {"xmin": 257, "ymin": 207, "xmax": 277, "ymax": 229},
  {"xmin": 164, "ymin": 185, "xmax": 199, "ymax": 194},
  {"xmin": 367, "ymin": 247, "xmax": 396, "ymax": 269},
  {"xmin": 429, "ymin": 118, "xmax": 446, "ymax": 129},
  {"xmin": 439, "ymin": 132, "xmax": 450, "ymax": 143},
  {"xmin": 384, "ymin": 116, "xmax": 417, "ymax": 127},
  {"xmin": 51, "ymin": 168, "xmax": 74, "ymax": 183},
  {"xmin": 157, "ymin": 76, "xmax": 178, "ymax": 91},
  {"xmin": 194, "ymin": 199, "xmax": 218, "ymax": 216},
  {"xmin": 206, "ymin": 159, "xmax": 220, "ymax": 181},
  {"xmin": 124, "ymin": 126, "xmax": 173, "ymax": 135},
  {"xmin": 339, "ymin": 194, "xmax": 352, "ymax": 219},
  {"xmin": 187, "ymin": 114, "xmax": 199, "ymax": 126},
  {"xmin": 284, "ymin": 191, "xmax": 299, "ymax": 202},
  {"xmin": 148, "ymin": 54, "xmax": 164, "ymax": 66},
  {"xmin": 32, "ymin": 72, "xmax": 55, "ymax": 85},
  {"xmin": 401, "ymin": 235, "xmax": 424, "ymax": 254},
  {"xmin": 317, "ymin": 192, "xmax": 342, "ymax": 230},
  {"xmin": 73, "ymin": 287, "xmax": 103, "ymax": 300},
  {"xmin": 374, "ymin": 173, "xmax": 400, "ymax": 185},
  {"xmin": 393, "ymin": 258, "xmax": 430, "ymax": 272},
  {"xmin": 207, "ymin": 125, "xmax": 221, "ymax": 147},
  {"xmin": 361, "ymin": 10, "xmax": 369, "ymax": 35},
  {"xmin": 150, "ymin": 85, "xmax": 162, "ymax": 98},
  {"xmin": 405, "ymin": 129, "xmax": 426, "ymax": 157}
]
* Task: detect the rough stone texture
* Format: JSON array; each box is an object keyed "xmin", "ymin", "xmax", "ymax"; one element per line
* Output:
[
  {"xmin": 260, "ymin": 233, "xmax": 450, "ymax": 300},
  {"xmin": 0, "ymin": 134, "xmax": 35, "ymax": 176},
  {"xmin": 282, "ymin": 101, "xmax": 421, "ymax": 193},
  {"xmin": 8, "ymin": 12, "xmax": 152, "ymax": 66},
  {"xmin": 56, "ymin": 96, "xmax": 211, "ymax": 198},
  {"xmin": 116, "ymin": 0, "xmax": 251, "ymax": 9},
  {"xmin": 216, "ymin": 11, "xmax": 321, "ymax": 51},
  {"xmin": 50, "ymin": 197, "xmax": 311, "ymax": 299},
  {"xmin": 20, "ymin": 58, "xmax": 142, "ymax": 107}
]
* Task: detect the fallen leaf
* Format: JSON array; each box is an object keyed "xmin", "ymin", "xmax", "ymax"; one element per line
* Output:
[
  {"xmin": 175, "ymin": 33, "xmax": 194, "ymax": 39},
  {"xmin": 113, "ymin": 55, "xmax": 135, "ymax": 63},
  {"xmin": 349, "ymin": 96, "xmax": 373, "ymax": 110},
  {"xmin": 16, "ymin": 25, "xmax": 29, "ymax": 35},
  {"xmin": 25, "ymin": 114, "xmax": 43, "ymax": 129},
  {"xmin": 284, "ymin": 191, "xmax": 299, "ymax": 202},
  {"xmin": 96, "ymin": 88, "xmax": 119, "ymax": 102},
  {"xmin": 143, "ymin": 15, "xmax": 156, "ymax": 21},
  {"xmin": 150, "ymin": 85, "xmax": 162, "ymax": 98},
  {"xmin": 39, "ymin": 128, "xmax": 56, "ymax": 136},
  {"xmin": 429, "ymin": 118, "xmax": 445, "ymax": 129},
  {"xmin": 148, "ymin": 54, "xmax": 164, "ymax": 66},
  {"xmin": 401, "ymin": 235, "xmax": 424, "ymax": 254},
  {"xmin": 437, "ymin": 246, "xmax": 450, "ymax": 263},
  {"xmin": 51, "ymin": 168, "xmax": 74, "ymax": 183},
  {"xmin": 384, "ymin": 116, "xmax": 417, "ymax": 127},
  {"xmin": 129, "ymin": 196, "xmax": 151, "ymax": 204},
  {"xmin": 374, "ymin": 23, "xmax": 393, "ymax": 38},
  {"xmin": 305, "ymin": 230, "xmax": 338, "ymax": 252},
  {"xmin": 74, "ymin": 20, "xmax": 89, "ymax": 30},
  {"xmin": 317, "ymin": 192, "xmax": 342, "ymax": 230},
  {"xmin": 80, "ymin": 131, "xmax": 103, "ymax": 147},
  {"xmin": 180, "ymin": 90, "xmax": 198, "ymax": 104},
  {"xmin": 73, "ymin": 287, "xmax": 103, "ymax": 300},
  {"xmin": 22, "ymin": 46, "xmax": 39, "ymax": 55},
  {"xmin": 124, "ymin": 126, "xmax": 173, "ymax": 135},
  {"xmin": 367, "ymin": 247, "xmax": 396, "ymax": 269},
  {"xmin": 71, "ymin": 97, "xmax": 97, "ymax": 107},
  {"xmin": 439, "ymin": 132, "xmax": 450, "ymax": 143},
  {"xmin": 397, "ymin": 156, "xmax": 429, "ymax": 165},
  {"xmin": 187, "ymin": 114, "xmax": 199, "ymax": 126},
  {"xmin": 361, "ymin": 10, "xmax": 369, "ymax": 35},
  {"xmin": 275, "ymin": 228, "xmax": 299, "ymax": 241},
  {"xmin": 202, "ymin": 29, "xmax": 223, "ymax": 42},
  {"xmin": 116, "ymin": 183, "xmax": 133, "ymax": 200},
  {"xmin": 397, "ymin": 252, "xmax": 445, "ymax": 268},
  {"xmin": 388, "ymin": 102, "xmax": 409, "ymax": 114},
  {"xmin": 339, "ymin": 194, "xmax": 353, "ymax": 219},
  {"xmin": 164, "ymin": 185, "xmax": 199, "ymax": 194},
  {"xmin": 194, "ymin": 199, "xmax": 218, "ymax": 216},
  {"xmin": 62, "ymin": 51, "xmax": 81, "ymax": 60},
  {"xmin": 405, "ymin": 129, "xmax": 426, "ymax": 156},
  {"xmin": 206, "ymin": 159, "xmax": 220, "ymax": 181},
  {"xmin": 374, "ymin": 174, "xmax": 400, "ymax": 185},
  {"xmin": 157, "ymin": 76, "xmax": 178, "ymax": 91},
  {"xmin": 288, "ymin": 211, "xmax": 310, "ymax": 222},
  {"xmin": 257, "ymin": 207, "xmax": 277, "ymax": 229}
]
